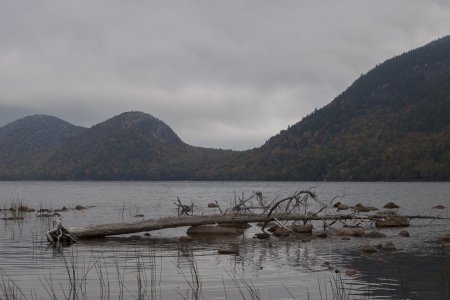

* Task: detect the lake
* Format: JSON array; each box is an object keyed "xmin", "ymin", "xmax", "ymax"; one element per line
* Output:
[{"xmin": 0, "ymin": 181, "xmax": 449, "ymax": 299}]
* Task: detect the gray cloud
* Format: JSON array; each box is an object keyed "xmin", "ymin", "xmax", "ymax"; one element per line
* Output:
[{"xmin": 1, "ymin": 1, "xmax": 449, "ymax": 149}]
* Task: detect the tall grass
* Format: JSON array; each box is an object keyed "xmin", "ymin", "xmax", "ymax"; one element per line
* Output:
[{"xmin": 0, "ymin": 241, "xmax": 445, "ymax": 300}]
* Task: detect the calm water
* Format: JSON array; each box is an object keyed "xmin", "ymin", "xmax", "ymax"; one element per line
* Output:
[{"xmin": 0, "ymin": 181, "xmax": 449, "ymax": 299}]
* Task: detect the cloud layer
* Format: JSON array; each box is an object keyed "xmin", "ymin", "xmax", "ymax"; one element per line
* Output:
[{"xmin": 1, "ymin": 1, "xmax": 449, "ymax": 149}]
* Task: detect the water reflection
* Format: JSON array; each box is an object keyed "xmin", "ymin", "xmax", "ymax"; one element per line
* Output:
[{"xmin": 0, "ymin": 181, "xmax": 449, "ymax": 299}]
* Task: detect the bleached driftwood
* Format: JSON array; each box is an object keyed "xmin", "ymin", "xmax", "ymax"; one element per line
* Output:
[
  {"xmin": 67, "ymin": 213, "xmax": 371, "ymax": 239},
  {"xmin": 46, "ymin": 189, "xmax": 449, "ymax": 245}
]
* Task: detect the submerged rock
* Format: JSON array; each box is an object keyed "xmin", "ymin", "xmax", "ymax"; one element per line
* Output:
[
  {"xmin": 383, "ymin": 202, "xmax": 400, "ymax": 209},
  {"xmin": 273, "ymin": 226, "xmax": 292, "ymax": 236},
  {"xmin": 256, "ymin": 221, "xmax": 275, "ymax": 228},
  {"xmin": 18, "ymin": 206, "xmax": 35, "ymax": 212},
  {"xmin": 336, "ymin": 227, "xmax": 353, "ymax": 236},
  {"xmin": 186, "ymin": 225, "xmax": 243, "ymax": 236},
  {"xmin": 353, "ymin": 204, "xmax": 378, "ymax": 212},
  {"xmin": 337, "ymin": 227, "xmax": 364, "ymax": 237},
  {"xmin": 361, "ymin": 245, "xmax": 378, "ymax": 253},
  {"xmin": 254, "ymin": 232, "xmax": 270, "ymax": 239},
  {"xmin": 375, "ymin": 210, "xmax": 399, "ymax": 217},
  {"xmin": 337, "ymin": 204, "xmax": 350, "ymax": 211},
  {"xmin": 344, "ymin": 269, "xmax": 358, "ymax": 277},
  {"xmin": 438, "ymin": 235, "xmax": 450, "ymax": 243},
  {"xmin": 382, "ymin": 242, "xmax": 397, "ymax": 251},
  {"xmin": 333, "ymin": 201, "xmax": 342, "ymax": 208},
  {"xmin": 219, "ymin": 223, "xmax": 252, "ymax": 229},
  {"xmin": 443, "ymin": 243, "xmax": 450, "ymax": 251},
  {"xmin": 54, "ymin": 206, "xmax": 68, "ymax": 212},
  {"xmin": 315, "ymin": 231, "xmax": 328, "ymax": 238},
  {"xmin": 218, "ymin": 247, "xmax": 239, "ymax": 255},
  {"xmin": 375, "ymin": 215, "xmax": 409, "ymax": 227},
  {"xmin": 432, "ymin": 205, "xmax": 445, "ymax": 209},
  {"xmin": 37, "ymin": 213, "xmax": 60, "ymax": 218},
  {"xmin": 364, "ymin": 231, "xmax": 387, "ymax": 238},
  {"xmin": 290, "ymin": 224, "xmax": 313, "ymax": 233},
  {"xmin": 133, "ymin": 214, "xmax": 144, "ymax": 217},
  {"xmin": 334, "ymin": 202, "xmax": 350, "ymax": 211},
  {"xmin": 351, "ymin": 228, "xmax": 365, "ymax": 236},
  {"xmin": 179, "ymin": 235, "xmax": 193, "ymax": 242},
  {"xmin": 399, "ymin": 230, "xmax": 410, "ymax": 237}
]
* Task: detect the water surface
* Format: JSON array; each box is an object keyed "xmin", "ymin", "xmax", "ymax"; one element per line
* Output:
[{"xmin": 0, "ymin": 181, "xmax": 448, "ymax": 299}]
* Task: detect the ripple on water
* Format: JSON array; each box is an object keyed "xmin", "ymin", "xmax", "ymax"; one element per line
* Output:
[{"xmin": 0, "ymin": 181, "xmax": 448, "ymax": 299}]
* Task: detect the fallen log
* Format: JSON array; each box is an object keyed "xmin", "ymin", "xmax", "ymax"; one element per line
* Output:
[
  {"xmin": 68, "ymin": 213, "xmax": 362, "ymax": 239},
  {"xmin": 65, "ymin": 213, "xmax": 449, "ymax": 240}
]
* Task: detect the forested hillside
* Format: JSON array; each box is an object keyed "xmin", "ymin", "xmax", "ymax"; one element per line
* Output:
[
  {"xmin": 34, "ymin": 112, "xmax": 234, "ymax": 180},
  {"xmin": 0, "ymin": 115, "xmax": 86, "ymax": 179},
  {"xmin": 0, "ymin": 37, "xmax": 449, "ymax": 181},
  {"xmin": 209, "ymin": 36, "xmax": 450, "ymax": 180}
]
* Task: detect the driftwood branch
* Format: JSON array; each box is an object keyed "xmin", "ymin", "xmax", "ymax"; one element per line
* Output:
[
  {"xmin": 65, "ymin": 213, "xmax": 450, "ymax": 239},
  {"xmin": 46, "ymin": 220, "xmax": 78, "ymax": 247},
  {"xmin": 67, "ymin": 213, "xmax": 368, "ymax": 239},
  {"xmin": 46, "ymin": 189, "xmax": 450, "ymax": 243}
]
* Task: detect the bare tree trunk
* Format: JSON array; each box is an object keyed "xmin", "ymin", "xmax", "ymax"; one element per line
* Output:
[{"xmin": 68, "ymin": 213, "xmax": 370, "ymax": 239}]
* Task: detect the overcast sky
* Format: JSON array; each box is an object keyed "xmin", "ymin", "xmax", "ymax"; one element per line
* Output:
[{"xmin": 1, "ymin": 1, "xmax": 449, "ymax": 150}]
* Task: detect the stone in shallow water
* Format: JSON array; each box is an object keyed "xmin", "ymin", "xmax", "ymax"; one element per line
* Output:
[
  {"xmin": 364, "ymin": 231, "xmax": 387, "ymax": 238},
  {"xmin": 375, "ymin": 215, "xmax": 409, "ymax": 227},
  {"xmin": 337, "ymin": 227, "xmax": 364, "ymax": 236},
  {"xmin": 186, "ymin": 225, "xmax": 243, "ymax": 236},
  {"xmin": 290, "ymin": 224, "xmax": 313, "ymax": 233},
  {"xmin": 432, "ymin": 205, "xmax": 445, "ymax": 209},
  {"xmin": 383, "ymin": 202, "xmax": 400, "ymax": 209},
  {"xmin": 439, "ymin": 235, "xmax": 450, "ymax": 243},
  {"xmin": 219, "ymin": 223, "xmax": 252, "ymax": 229},
  {"xmin": 273, "ymin": 227, "xmax": 292, "ymax": 237},
  {"xmin": 383, "ymin": 242, "xmax": 396, "ymax": 251},
  {"xmin": 399, "ymin": 230, "xmax": 410, "ymax": 237},
  {"xmin": 253, "ymin": 232, "xmax": 270, "ymax": 239},
  {"xmin": 315, "ymin": 231, "xmax": 328, "ymax": 238},
  {"xmin": 218, "ymin": 248, "xmax": 239, "ymax": 255},
  {"xmin": 336, "ymin": 227, "xmax": 353, "ymax": 236},
  {"xmin": 345, "ymin": 269, "xmax": 358, "ymax": 276},
  {"xmin": 179, "ymin": 235, "xmax": 193, "ymax": 242},
  {"xmin": 443, "ymin": 243, "xmax": 450, "ymax": 251},
  {"xmin": 361, "ymin": 245, "xmax": 378, "ymax": 253}
]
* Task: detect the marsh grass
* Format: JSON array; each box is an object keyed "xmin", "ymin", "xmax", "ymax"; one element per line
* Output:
[
  {"xmin": 0, "ymin": 239, "xmax": 442, "ymax": 300},
  {"xmin": 0, "ymin": 272, "xmax": 28, "ymax": 300}
]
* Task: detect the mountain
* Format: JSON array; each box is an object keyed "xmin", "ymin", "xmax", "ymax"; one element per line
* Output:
[
  {"xmin": 0, "ymin": 36, "xmax": 449, "ymax": 181},
  {"xmin": 0, "ymin": 115, "xmax": 86, "ymax": 178},
  {"xmin": 212, "ymin": 36, "xmax": 450, "ymax": 180},
  {"xmin": 39, "ymin": 112, "xmax": 234, "ymax": 180}
]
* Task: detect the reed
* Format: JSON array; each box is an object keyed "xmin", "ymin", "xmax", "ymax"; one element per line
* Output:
[{"xmin": 0, "ymin": 242, "xmax": 432, "ymax": 300}]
